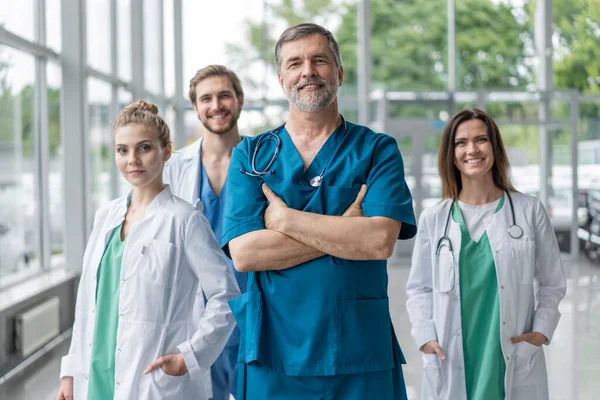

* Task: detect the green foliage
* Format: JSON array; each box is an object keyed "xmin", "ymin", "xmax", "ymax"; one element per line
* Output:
[{"xmin": 337, "ymin": 0, "xmax": 531, "ymax": 91}]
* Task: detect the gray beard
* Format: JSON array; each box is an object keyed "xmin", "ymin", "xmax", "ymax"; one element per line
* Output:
[{"xmin": 287, "ymin": 80, "xmax": 338, "ymax": 112}]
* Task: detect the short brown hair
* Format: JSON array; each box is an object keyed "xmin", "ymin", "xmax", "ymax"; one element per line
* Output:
[
  {"xmin": 438, "ymin": 108, "xmax": 515, "ymax": 199},
  {"xmin": 275, "ymin": 23, "xmax": 342, "ymax": 72},
  {"xmin": 113, "ymin": 100, "xmax": 170, "ymax": 148},
  {"xmin": 188, "ymin": 65, "xmax": 244, "ymax": 105}
]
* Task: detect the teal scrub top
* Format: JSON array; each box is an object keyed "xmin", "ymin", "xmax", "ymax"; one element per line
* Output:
[
  {"xmin": 453, "ymin": 199, "xmax": 506, "ymax": 400},
  {"xmin": 222, "ymin": 120, "xmax": 416, "ymax": 377},
  {"xmin": 88, "ymin": 224, "xmax": 125, "ymax": 400}
]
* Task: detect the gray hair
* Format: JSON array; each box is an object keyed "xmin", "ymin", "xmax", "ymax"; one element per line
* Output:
[{"xmin": 274, "ymin": 23, "xmax": 343, "ymax": 71}]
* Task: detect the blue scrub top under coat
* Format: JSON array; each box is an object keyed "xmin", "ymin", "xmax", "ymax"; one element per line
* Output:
[
  {"xmin": 222, "ymin": 120, "xmax": 417, "ymax": 377},
  {"xmin": 199, "ymin": 164, "xmax": 247, "ymax": 294}
]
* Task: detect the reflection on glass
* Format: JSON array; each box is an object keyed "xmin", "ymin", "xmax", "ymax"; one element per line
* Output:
[
  {"xmin": 47, "ymin": 62, "xmax": 64, "ymax": 267},
  {"xmin": 87, "ymin": 78, "xmax": 112, "ymax": 228},
  {"xmin": 0, "ymin": 46, "xmax": 39, "ymax": 281},
  {"xmin": 86, "ymin": 0, "xmax": 111, "ymax": 73}
]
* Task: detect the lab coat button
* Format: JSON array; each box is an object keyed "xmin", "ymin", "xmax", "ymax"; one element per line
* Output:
[
  {"xmin": 501, "ymin": 285, "xmax": 505, "ymax": 289},
  {"xmin": 502, "ymin": 321, "xmax": 506, "ymax": 325},
  {"xmin": 506, "ymin": 356, "xmax": 510, "ymax": 361},
  {"xmin": 456, "ymin": 330, "xmax": 461, "ymax": 336},
  {"xmin": 88, "ymin": 342, "xmax": 92, "ymax": 347}
]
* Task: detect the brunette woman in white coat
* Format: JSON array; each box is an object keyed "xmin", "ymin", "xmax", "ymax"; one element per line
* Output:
[
  {"xmin": 56, "ymin": 101, "xmax": 240, "ymax": 400},
  {"xmin": 406, "ymin": 108, "xmax": 566, "ymax": 400}
]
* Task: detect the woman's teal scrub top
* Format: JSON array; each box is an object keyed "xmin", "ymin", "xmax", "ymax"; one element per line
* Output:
[
  {"xmin": 88, "ymin": 225, "xmax": 125, "ymax": 400},
  {"xmin": 453, "ymin": 200, "xmax": 506, "ymax": 400},
  {"xmin": 222, "ymin": 120, "xmax": 417, "ymax": 377}
]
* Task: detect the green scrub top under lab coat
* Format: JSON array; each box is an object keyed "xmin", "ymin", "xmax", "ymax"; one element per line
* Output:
[
  {"xmin": 88, "ymin": 225, "xmax": 126, "ymax": 400},
  {"xmin": 222, "ymin": 119, "xmax": 417, "ymax": 378},
  {"xmin": 453, "ymin": 198, "xmax": 506, "ymax": 400}
]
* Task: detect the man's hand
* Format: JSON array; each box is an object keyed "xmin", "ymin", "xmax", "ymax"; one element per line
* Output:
[
  {"xmin": 510, "ymin": 332, "xmax": 547, "ymax": 347},
  {"xmin": 263, "ymin": 184, "xmax": 290, "ymax": 231},
  {"xmin": 144, "ymin": 353, "xmax": 188, "ymax": 376},
  {"xmin": 342, "ymin": 185, "xmax": 367, "ymax": 217},
  {"xmin": 56, "ymin": 376, "xmax": 73, "ymax": 400},
  {"xmin": 421, "ymin": 340, "xmax": 446, "ymax": 360}
]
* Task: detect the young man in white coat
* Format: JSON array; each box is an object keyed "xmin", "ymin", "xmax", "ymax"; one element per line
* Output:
[{"xmin": 163, "ymin": 65, "xmax": 246, "ymax": 400}]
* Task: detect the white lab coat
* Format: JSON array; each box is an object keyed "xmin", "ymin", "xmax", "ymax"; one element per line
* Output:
[
  {"xmin": 406, "ymin": 192, "xmax": 566, "ymax": 400},
  {"xmin": 163, "ymin": 138, "xmax": 203, "ymax": 208},
  {"xmin": 60, "ymin": 186, "xmax": 240, "ymax": 400}
]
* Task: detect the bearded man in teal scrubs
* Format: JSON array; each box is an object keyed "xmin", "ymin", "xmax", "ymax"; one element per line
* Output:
[{"xmin": 221, "ymin": 23, "xmax": 417, "ymax": 399}]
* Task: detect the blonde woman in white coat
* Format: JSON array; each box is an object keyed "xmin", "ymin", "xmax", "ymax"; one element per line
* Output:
[
  {"xmin": 56, "ymin": 101, "xmax": 240, "ymax": 400},
  {"xmin": 406, "ymin": 108, "xmax": 566, "ymax": 400}
]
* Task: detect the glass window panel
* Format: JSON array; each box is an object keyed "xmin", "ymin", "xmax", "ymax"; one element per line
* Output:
[
  {"xmin": 86, "ymin": 0, "xmax": 111, "ymax": 74},
  {"xmin": 117, "ymin": 0, "xmax": 132, "ymax": 82},
  {"xmin": 144, "ymin": 0, "xmax": 162, "ymax": 94},
  {"xmin": 456, "ymin": 0, "xmax": 530, "ymax": 90},
  {"xmin": 47, "ymin": 62, "xmax": 64, "ymax": 267},
  {"xmin": 46, "ymin": 0, "xmax": 62, "ymax": 52},
  {"xmin": 87, "ymin": 78, "xmax": 112, "ymax": 227},
  {"xmin": 163, "ymin": 0, "xmax": 175, "ymax": 98},
  {"xmin": 182, "ymin": 0, "xmax": 266, "ymax": 100},
  {"xmin": 0, "ymin": 0, "xmax": 35, "ymax": 42},
  {"xmin": 0, "ymin": 46, "xmax": 39, "ymax": 283}
]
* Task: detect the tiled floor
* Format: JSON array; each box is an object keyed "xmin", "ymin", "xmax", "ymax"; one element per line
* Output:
[{"xmin": 2, "ymin": 255, "xmax": 599, "ymax": 399}]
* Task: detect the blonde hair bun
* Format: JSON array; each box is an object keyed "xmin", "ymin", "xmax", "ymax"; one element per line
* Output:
[{"xmin": 124, "ymin": 100, "xmax": 159, "ymax": 115}]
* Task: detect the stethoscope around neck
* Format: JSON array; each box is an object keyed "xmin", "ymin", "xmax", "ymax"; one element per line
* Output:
[
  {"xmin": 239, "ymin": 116, "xmax": 348, "ymax": 188},
  {"xmin": 433, "ymin": 190, "xmax": 523, "ymax": 293}
]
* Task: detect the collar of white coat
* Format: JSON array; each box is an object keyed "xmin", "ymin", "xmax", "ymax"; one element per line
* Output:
[
  {"xmin": 118, "ymin": 185, "xmax": 174, "ymax": 221},
  {"xmin": 179, "ymin": 137, "xmax": 203, "ymax": 161}
]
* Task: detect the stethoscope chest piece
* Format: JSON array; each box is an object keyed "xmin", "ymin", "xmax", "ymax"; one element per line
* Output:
[
  {"xmin": 508, "ymin": 224, "xmax": 523, "ymax": 239},
  {"xmin": 310, "ymin": 175, "xmax": 323, "ymax": 187}
]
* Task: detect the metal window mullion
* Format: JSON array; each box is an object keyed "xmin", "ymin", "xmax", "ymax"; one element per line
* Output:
[
  {"xmin": 357, "ymin": 0, "xmax": 371, "ymax": 126},
  {"xmin": 0, "ymin": 27, "xmax": 59, "ymax": 61},
  {"xmin": 35, "ymin": 57, "xmax": 51, "ymax": 269},
  {"xmin": 34, "ymin": 0, "xmax": 51, "ymax": 269},
  {"xmin": 131, "ymin": 0, "xmax": 145, "ymax": 99},
  {"xmin": 570, "ymin": 93, "xmax": 579, "ymax": 261},
  {"xmin": 173, "ymin": 0, "xmax": 185, "ymax": 149},
  {"xmin": 158, "ymin": 0, "xmax": 165, "ymax": 98},
  {"xmin": 109, "ymin": 0, "xmax": 120, "ymax": 200},
  {"xmin": 62, "ymin": 0, "xmax": 88, "ymax": 270}
]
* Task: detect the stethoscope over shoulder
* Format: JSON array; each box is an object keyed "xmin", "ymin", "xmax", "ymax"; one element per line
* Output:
[
  {"xmin": 239, "ymin": 116, "xmax": 348, "ymax": 188},
  {"xmin": 433, "ymin": 190, "xmax": 523, "ymax": 293}
]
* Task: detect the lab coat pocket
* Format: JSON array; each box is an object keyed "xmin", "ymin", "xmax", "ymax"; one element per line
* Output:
[
  {"xmin": 434, "ymin": 245, "xmax": 455, "ymax": 293},
  {"xmin": 422, "ymin": 353, "xmax": 444, "ymax": 399},
  {"xmin": 510, "ymin": 238, "xmax": 536, "ymax": 284},
  {"xmin": 152, "ymin": 367, "xmax": 190, "ymax": 396},
  {"xmin": 337, "ymin": 298, "xmax": 394, "ymax": 370},
  {"xmin": 125, "ymin": 240, "xmax": 176, "ymax": 323},
  {"xmin": 513, "ymin": 341, "xmax": 540, "ymax": 379}
]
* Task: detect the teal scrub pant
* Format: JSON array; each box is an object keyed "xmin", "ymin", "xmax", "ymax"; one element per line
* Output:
[{"xmin": 237, "ymin": 361, "xmax": 408, "ymax": 400}]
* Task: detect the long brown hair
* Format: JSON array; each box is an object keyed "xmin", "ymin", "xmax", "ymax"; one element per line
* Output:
[{"xmin": 438, "ymin": 108, "xmax": 515, "ymax": 199}]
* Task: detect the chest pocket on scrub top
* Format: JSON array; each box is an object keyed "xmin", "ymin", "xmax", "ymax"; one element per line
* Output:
[
  {"xmin": 125, "ymin": 239, "xmax": 176, "ymax": 323},
  {"xmin": 319, "ymin": 185, "xmax": 363, "ymax": 216}
]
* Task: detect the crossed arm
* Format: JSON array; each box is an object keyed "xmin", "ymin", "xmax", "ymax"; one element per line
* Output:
[{"xmin": 229, "ymin": 184, "xmax": 402, "ymax": 272}]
